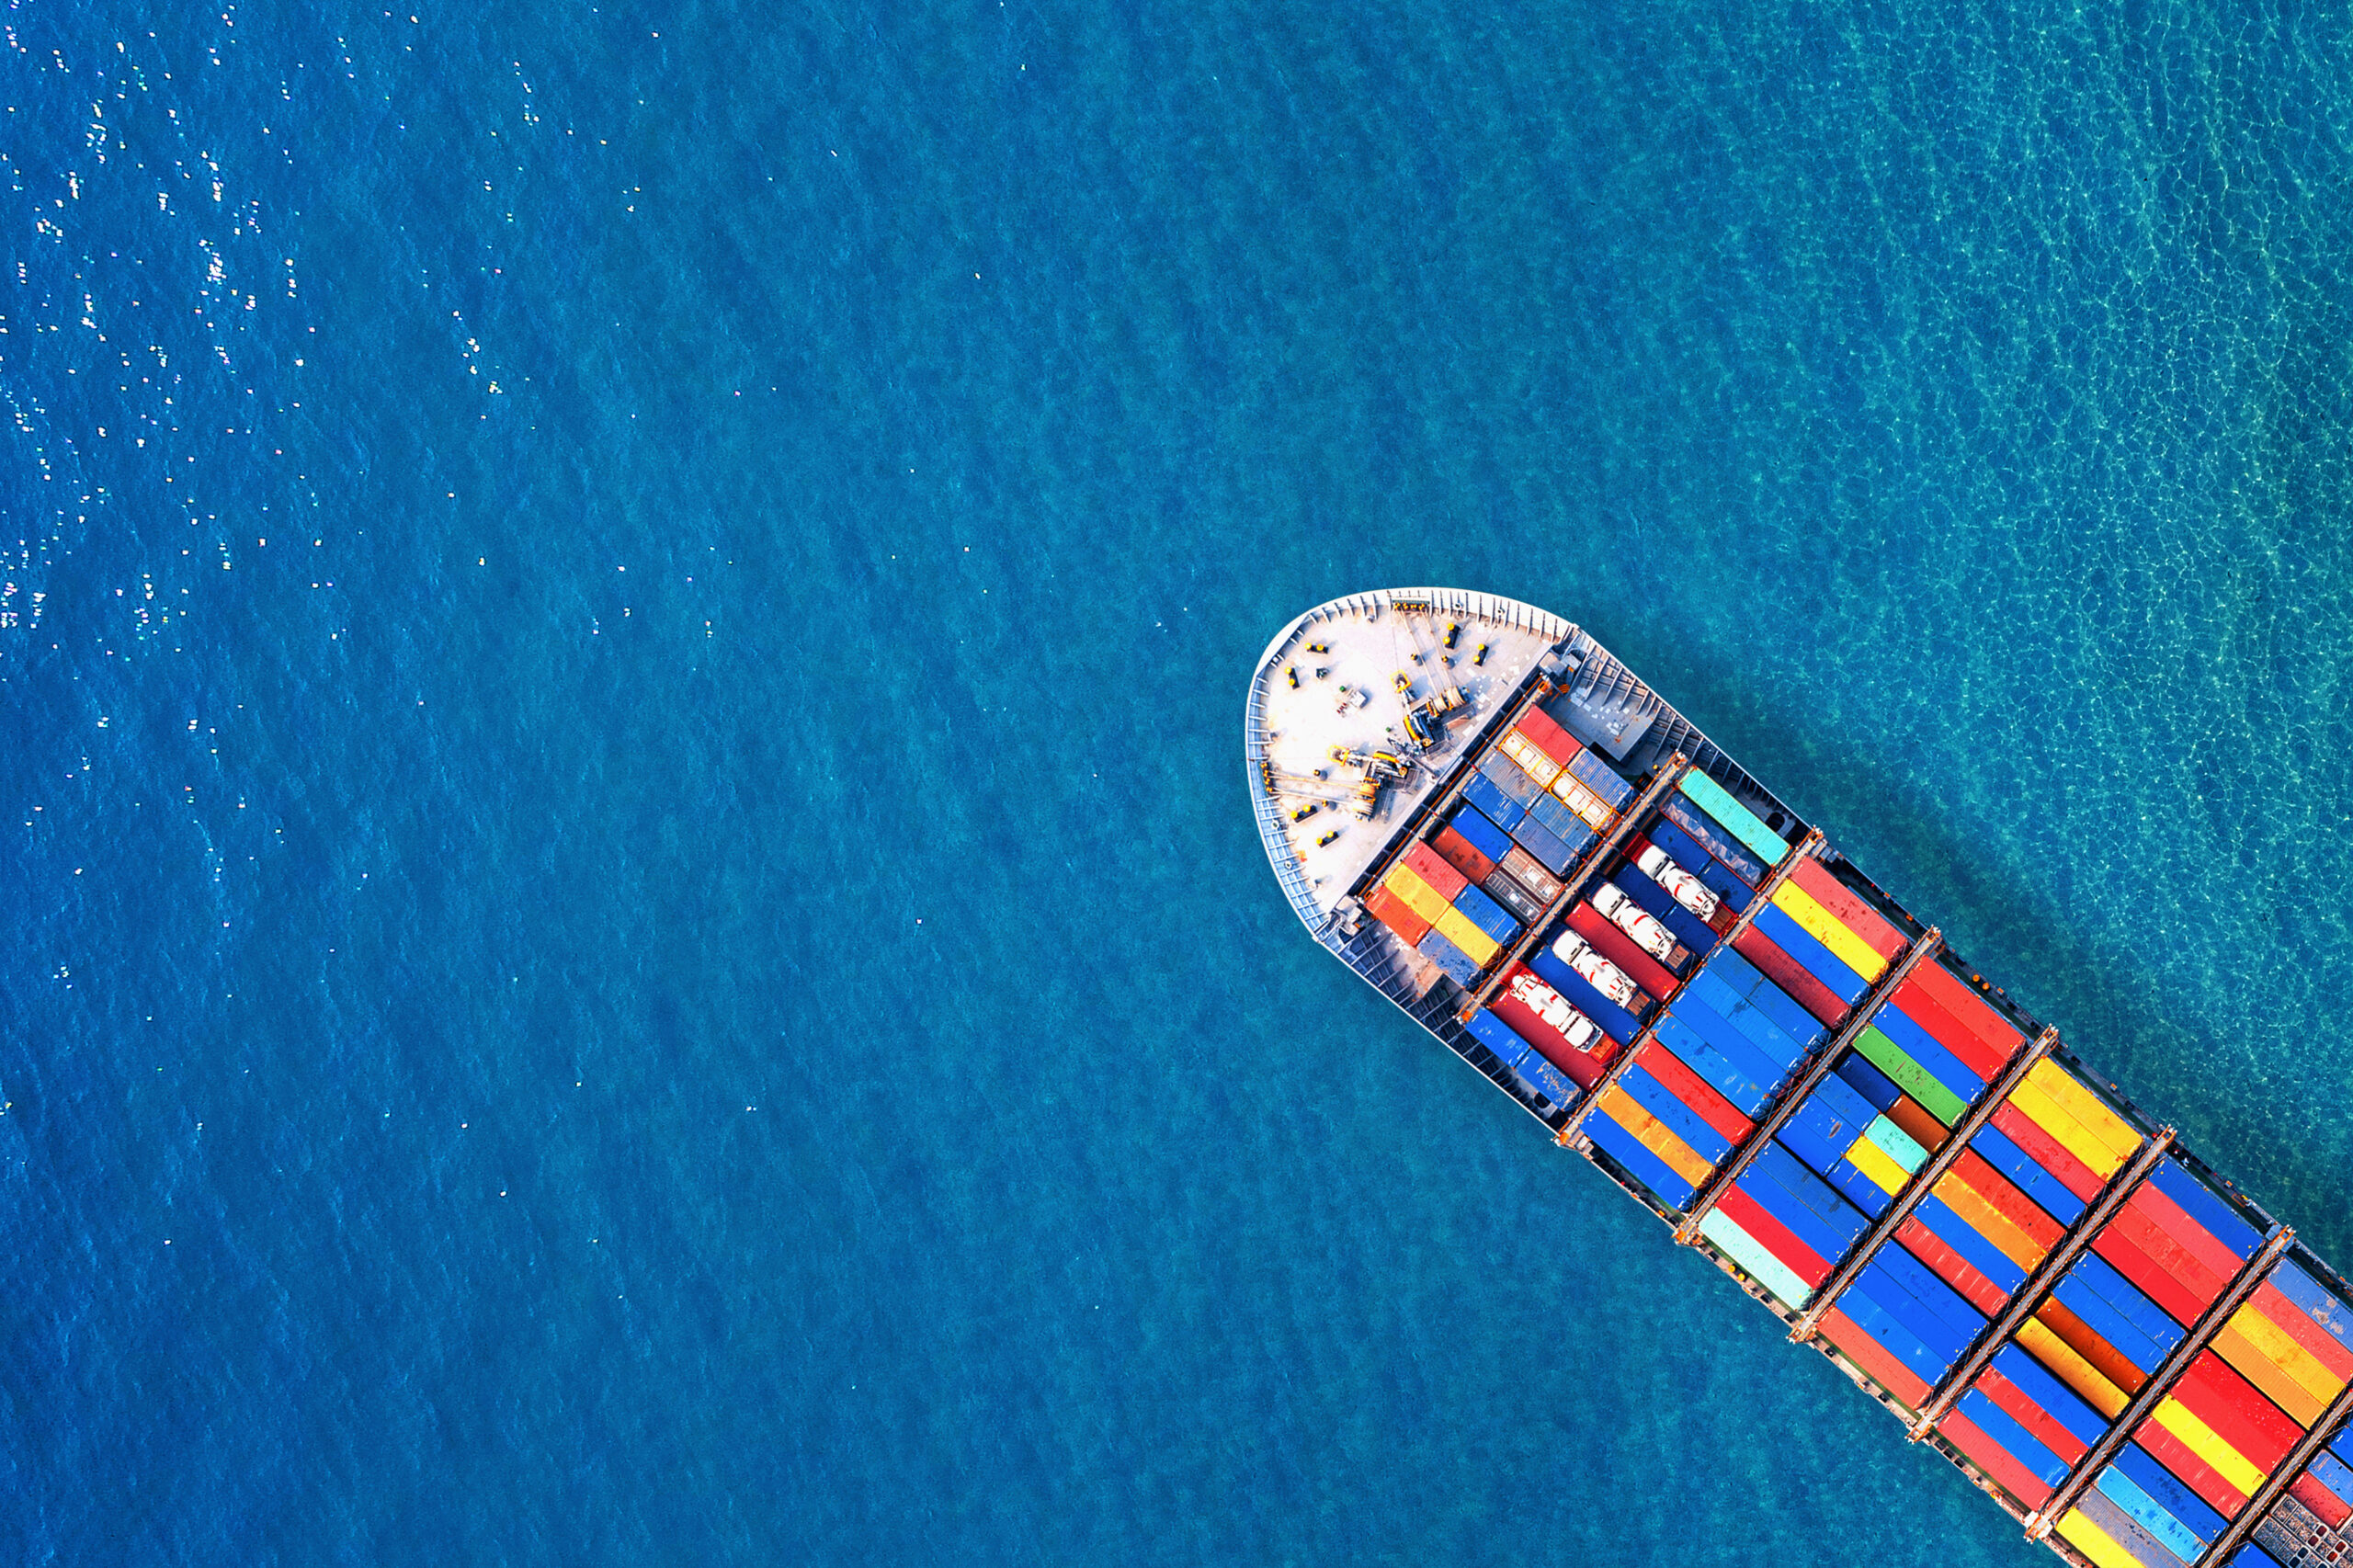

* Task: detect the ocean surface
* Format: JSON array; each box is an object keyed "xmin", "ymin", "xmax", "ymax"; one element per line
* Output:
[{"xmin": 4, "ymin": 2, "xmax": 2351, "ymax": 1562}]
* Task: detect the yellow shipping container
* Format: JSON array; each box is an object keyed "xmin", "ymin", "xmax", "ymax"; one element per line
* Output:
[
  {"xmin": 1844, "ymin": 1135, "xmax": 1911, "ymax": 1199},
  {"xmin": 2007, "ymin": 1077, "xmax": 2128, "ymax": 1180},
  {"xmin": 1597, "ymin": 1086, "xmax": 1714, "ymax": 1187},
  {"xmin": 2025, "ymin": 1061, "xmax": 2140, "ymax": 1163},
  {"xmin": 1433, "ymin": 904, "xmax": 1501, "ymax": 968},
  {"xmin": 2147, "ymin": 1395, "xmax": 2267, "ymax": 1496},
  {"xmin": 2216, "ymin": 1305, "xmax": 2348, "ymax": 1425},
  {"xmin": 2057, "ymin": 1511, "xmax": 2146, "ymax": 1568},
  {"xmin": 1769, "ymin": 881, "xmax": 1887, "ymax": 983},
  {"xmin": 2016, "ymin": 1317, "xmax": 2129, "ymax": 1417},
  {"xmin": 1384, "ymin": 864, "xmax": 1452, "ymax": 926}
]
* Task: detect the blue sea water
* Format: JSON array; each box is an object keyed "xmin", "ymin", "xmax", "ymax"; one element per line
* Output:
[{"xmin": 4, "ymin": 1, "xmax": 2352, "ymax": 1562}]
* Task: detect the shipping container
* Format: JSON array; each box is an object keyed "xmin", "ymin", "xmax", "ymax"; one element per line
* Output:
[
  {"xmin": 1416, "ymin": 926, "xmax": 1483, "ymax": 988},
  {"xmin": 1693, "ymin": 949, "xmax": 1827, "ymax": 1051},
  {"xmin": 1678, "ymin": 772, "xmax": 1792, "ymax": 869},
  {"xmin": 1545, "ymin": 773, "xmax": 1615, "ymax": 833},
  {"xmin": 1462, "ymin": 772, "xmax": 1528, "ymax": 833},
  {"xmin": 1942, "ymin": 1396, "xmax": 2063, "ymax": 1506},
  {"xmin": 1671, "ymin": 981, "xmax": 1809, "ymax": 1080},
  {"xmin": 1517, "ymin": 704, "xmax": 1580, "ymax": 766},
  {"xmin": 1403, "ymin": 841, "xmax": 1470, "ymax": 903},
  {"xmin": 1819, "ymin": 1303, "xmax": 1935, "ymax": 1409},
  {"xmin": 1481, "ymin": 869, "xmax": 1546, "ymax": 926},
  {"xmin": 1450, "ymin": 881, "xmax": 1521, "ymax": 947},
  {"xmin": 1731, "ymin": 926, "xmax": 1851, "ymax": 1029},
  {"xmin": 1478, "ymin": 749, "xmax": 1543, "ymax": 806},
  {"xmin": 1383, "ymin": 863, "xmax": 1455, "ymax": 927},
  {"xmin": 1449, "ymin": 803, "xmax": 1518, "ymax": 867},
  {"xmin": 1619, "ymin": 1064, "xmax": 1736, "ymax": 1165},
  {"xmin": 1889, "ymin": 976, "xmax": 2020, "ymax": 1082},
  {"xmin": 1529, "ymin": 790, "xmax": 1591, "ymax": 845},
  {"xmin": 1590, "ymin": 1085, "xmax": 1712, "ymax": 1199},
  {"xmin": 1699, "ymin": 1204, "xmax": 1816, "ymax": 1308},
  {"xmin": 1638, "ymin": 1042, "xmax": 1753, "ymax": 1146},
  {"xmin": 1969, "ymin": 1121, "xmax": 2089, "ymax": 1226},
  {"xmin": 1584, "ymin": 1108, "xmax": 1700, "ymax": 1210},
  {"xmin": 1566, "ymin": 747, "xmax": 1635, "ymax": 809},
  {"xmin": 1433, "ymin": 905, "xmax": 1502, "ymax": 969},
  {"xmin": 1507, "ymin": 812, "xmax": 1578, "ymax": 878},
  {"xmin": 1769, "ymin": 876, "xmax": 1890, "ymax": 983},
  {"xmin": 1500, "ymin": 845, "xmax": 1564, "ymax": 904},
  {"xmin": 1749, "ymin": 903, "xmax": 1872, "ymax": 1006},
  {"xmin": 1652, "ymin": 1011, "xmax": 1779, "ymax": 1117},
  {"xmin": 1661, "ymin": 795, "xmax": 1769, "ymax": 887},
  {"xmin": 1365, "ymin": 884, "xmax": 1433, "ymax": 947},
  {"xmin": 1785, "ymin": 858, "xmax": 1908, "ymax": 961},
  {"xmin": 1498, "ymin": 729, "xmax": 1563, "ymax": 789},
  {"xmin": 1869, "ymin": 1007, "xmax": 1990, "ymax": 1110},
  {"xmin": 1906, "ymin": 960, "xmax": 2031, "ymax": 1068},
  {"xmin": 1430, "ymin": 825, "xmax": 1497, "ymax": 888},
  {"xmin": 2058, "ymin": 1485, "xmax": 2189, "ymax": 1568}
]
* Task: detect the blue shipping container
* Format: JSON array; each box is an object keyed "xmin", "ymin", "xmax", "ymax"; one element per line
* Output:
[
  {"xmin": 1751, "ymin": 903, "xmax": 1871, "ymax": 1003},
  {"xmin": 1466, "ymin": 1008, "xmax": 1534, "ymax": 1070},
  {"xmin": 1586, "ymin": 1113, "xmax": 1697, "ymax": 1210},
  {"xmin": 1836, "ymin": 1051, "xmax": 1906, "ymax": 1114},
  {"xmin": 1416, "ymin": 927, "xmax": 1483, "ymax": 989},
  {"xmin": 1652, "ymin": 1013, "xmax": 1775, "ymax": 1117},
  {"xmin": 1450, "ymin": 882, "xmax": 1520, "ymax": 946},
  {"xmin": 1567, "ymin": 748, "xmax": 1635, "ymax": 808},
  {"xmin": 1508, "ymin": 813, "xmax": 1578, "ymax": 878},
  {"xmin": 1449, "ymin": 804, "xmax": 1518, "ymax": 866},
  {"xmin": 1462, "ymin": 773, "xmax": 1527, "ymax": 833},
  {"xmin": 1479, "ymin": 750, "xmax": 1543, "ymax": 806},
  {"xmin": 1870, "ymin": 1006, "xmax": 1988, "ymax": 1105},
  {"xmin": 2148, "ymin": 1158, "xmax": 2262, "ymax": 1259},
  {"xmin": 1528, "ymin": 790, "xmax": 1587, "ymax": 845},
  {"xmin": 1956, "ymin": 1388, "xmax": 2070, "ymax": 1487},
  {"xmin": 1990, "ymin": 1344, "xmax": 2109, "ymax": 1448},
  {"xmin": 1911, "ymin": 1195, "xmax": 2029, "ymax": 1293},
  {"xmin": 1619, "ymin": 1065, "xmax": 1733, "ymax": 1164},
  {"xmin": 1695, "ymin": 949, "xmax": 1827, "ymax": 1049},
  {"xmin": 1672, "ymin": 984, "xmax": 1807, "ymax": 1085},
  {"xmin": 1513, "ymin": 1051, "xmax": 1579, "ymax": 1113}
]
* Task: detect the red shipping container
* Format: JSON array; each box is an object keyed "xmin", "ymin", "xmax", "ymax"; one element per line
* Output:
[
  {"xmin": 1889, "ymin": 981, "xmax": 2014, "ymax": 1082},
  {"xmin": 1905, "ymin": 960, "xmax": 2028, "ymax": 1066},
  {"xmin": 1820, "ymin": 1308, "xmax": 1932, "ymax": 1408},
  {"xmin": 1786, "ymin": 858, "xmax": 1907, "ymax": 961},
  {"xmin": 1566, "ymin": 900, "xmax": 1679, "ymax": 1000},
  {"xmin": 1365, "ymin": 885, "xmax": 1431, "ymax": 947},
  {"xmin": 1489, "ymin": 983, "xmax": 1614, "ymax": 1089},
  {"xmin": 1938, "ymin": 1410, "xmax": 2055, "ymax": 1508},
  {"xmin": 2249, "ymin": 1279, "xmax": 2353, "ymax": 1381},
  {"xmin": 1641, "ymin": 1041, "xmax": 1753, "ymax": 1146},
  {"xmin": 2293, "ymin": 1470, "xmax": 2353, "ymax": 1531},
  {"xmin": 1514, "ymin": 706, "xmax": 1580, "ymax": 767},
  {"xmin": 1402, "ymin": 842, "xmax": 1468, "ymax": 902},
  {"xmin": 2096, "ymin": 1203, "xmax": 2227, "ymax": 1325},
  {"xmin": 1988, "ymin": 1100, "xmax": 2106, "ymax": 1202},
  {"xmin": 1977, "ymin": 1367, "xmax": 2091, "ymax": 1465},
  {"xmin": 2132, "ymin": 1424, "xmax": 2251, "ymax": 1517},
  {"xmin": 1730, "ymin": 926, "xmax": 1849, "ymax": 1027},
  {"xmin": 1429, "ymin": 826, "xmax": 1497, "ymax": 889},
  {"xmin": 1950, "ymin": 1151, "xmax": 2066, "ymax": 1250},
  {"xmin": 2129, "ymin": 1182, "xmax": 2249, "ymax": 1284},
  {"xmin": 1896, "ymin": 1215, "xmax": 2012, "ymax": 1316},
  {"xmin": 2171, "ymin": 1349, "xmax": 2300, "ymax": 1471},
  {"xmin": 1718, "ymin": 1184, "xmax": 1833, "ymax": 1288}
]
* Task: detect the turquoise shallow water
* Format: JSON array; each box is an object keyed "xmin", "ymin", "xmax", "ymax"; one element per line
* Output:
[{"xmin": 4, "ymin": 2, "xmax": 2352, "ymax": 1563}]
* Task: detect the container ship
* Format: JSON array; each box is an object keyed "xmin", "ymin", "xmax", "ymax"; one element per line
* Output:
[{"xmin": 1247, "ymin": 588, "xmax": 2353, "ymax": 1568}]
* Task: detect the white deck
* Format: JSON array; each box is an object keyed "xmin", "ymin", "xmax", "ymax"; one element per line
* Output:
[{"xmin": 1244, "ymin": 588, "xmax": 1574, "ymax": 932}]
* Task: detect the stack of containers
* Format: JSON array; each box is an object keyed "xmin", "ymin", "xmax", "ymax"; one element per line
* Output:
[
  {"xmin": 1447, "ymin": 803, "xmax": 1557, "ymax": 927},
  {"xmin": 2045, "ymin": 1173, "xmax": 2353, "ymax": 1567},
  {"xmin": 1369, "ymin": 843, "xmax": 1520, "ymax": 988},
  {"xmin": 1470, "ymin": 709, "xmax": 1600, "ymax": 878},
  {"xmin": 1814, "ymin": 1235, "xmax": 1993, "ymax": 1409},
  {"xmin": 1463, "ymin": 1008, "xmax": 1581, "ymax": 1118},
  {"xmin": 2285, "ymin": 1422, "xmax": 2353, "ymax": 1528},
  {"xmin": 1939, "ymin": 1342, "xmax": 2108, "ymax": 1510},
  {"xmin": 1581, "ymin": 946, "xmax": 1825, "ymax": 1221}
]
